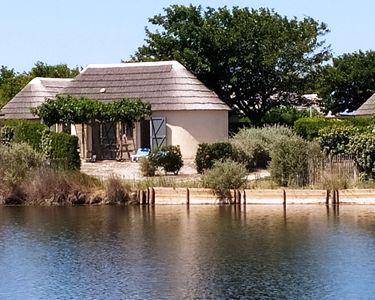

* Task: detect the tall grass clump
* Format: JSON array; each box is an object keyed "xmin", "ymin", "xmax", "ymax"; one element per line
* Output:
[
  {"xmin": 202, "ymin": 159, "xmax": 247, "ymax": 200},
  {"xmin": 230, "ymin": 125, "xmax": 296, "ymax": 170},
  {"xmin": 104, "ymin": 176, "xmax": 130, "ymax": 204}
]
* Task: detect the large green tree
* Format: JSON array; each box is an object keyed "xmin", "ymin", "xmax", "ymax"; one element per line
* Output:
[
  {"xmin": 132, "ymin": 5, "xmax": 331, "ymax": 124},
  {"xmin": 318, "ymin": 50, "xmax": 375, "ymax": 114},
  {"xmin": 0, "ymin": 62, "xmax": 80, "ymax": 109}
]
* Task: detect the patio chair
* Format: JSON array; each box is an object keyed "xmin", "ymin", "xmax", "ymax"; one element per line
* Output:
[{"xmin": 130, "ymin": 148, "xmax": 150, "ymax": 162}]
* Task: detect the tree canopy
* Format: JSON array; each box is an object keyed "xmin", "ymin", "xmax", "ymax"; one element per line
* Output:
[
  {"xmin": 318, "ymin": 50, "xmax": 375, "ymax": 114},
  {"xmin": 32, "ymin": 95, "xmax": 151, "ymax": 127},
  {"xmin": 132, "ymin": 5, "xmax": 331, "ymax": 124},
  {"xmin": 0, "ymin": 62, "xmax": 80, "ymax": 109}
]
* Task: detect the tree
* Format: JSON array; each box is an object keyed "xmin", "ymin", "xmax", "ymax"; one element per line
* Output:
[
  {"xmin": 318, "ymin": 50, "xmax": 375, "ymax": 114},
  {"xmin": 131, "ymin": 5, "xmax": 331, "ymax": 124}
]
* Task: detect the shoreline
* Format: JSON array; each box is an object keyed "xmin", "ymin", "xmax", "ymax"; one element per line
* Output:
[{"xmin": 1, "ymin": 188, "xmax": 375, "ymax": 206}]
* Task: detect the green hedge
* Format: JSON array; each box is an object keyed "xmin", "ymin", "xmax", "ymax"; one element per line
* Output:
[
  {"xmin": 148, "ymin": 145, "xmax": 183, "ymax": 175},
  {"xmin": 0, "ymin": 120, "xmax": 47, "ymax": 150},
  {"xmin": 42, "ymin": 131, "xmax": 81, "ymax": 170},
  {"xmin": 294, "ymin": 117, "xmax": 373, "ymax": 141},
  {"xmin": 195, "ymin": 142, "xmax": 233, "ymax": 174}
]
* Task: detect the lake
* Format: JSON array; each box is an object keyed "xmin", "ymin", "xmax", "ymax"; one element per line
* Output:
[{"xmin": 1, "ymin": 205, "xmax": 375, "ymax": 299}]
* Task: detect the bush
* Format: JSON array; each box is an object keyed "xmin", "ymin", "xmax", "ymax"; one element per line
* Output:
[
  {"xmin": 195, "ymin": 142, "xmax": 233, "ymax": 173},
  {"xmin": 149, "ymin": 145, "xmax": 183, "ymax": 175},
  {"xmin": 139, "ymin": 157, "xmax": 157, "ymax": 177},
  {"xmin": 318, "ymin": 125, "xmax": 357, "ymax": 156},
  {"xmin": 0, "ymin": 142, "xmax": 45, "ymax": 189},
  {"xmin": 269, "ymin": 137, "xmax": 322, "ymax": 187},
  {"xmin": 0, "ymin": 120, "xmax": 47, "ymax": 150},
  {"xmin": 41, "ymin": 131, "xmax": 81, "ymax": 170},
  {"xmin": 202, "ymin": 159, "xmax": 247, "ymax": 200},
  {"xmin": 230, "ymin": 125, "xmax": 295, "ymax": 170},
  {"xmin": 348, "ymin": 133, "xmax": 375, "ymax": 179},
  {"xmin": 0, "ymin": 126, "xmax": 14, "ymax": 146}
]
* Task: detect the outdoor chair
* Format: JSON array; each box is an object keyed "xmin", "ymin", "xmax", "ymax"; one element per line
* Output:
[{"xmin": 130, "ymin": 148, "xmax": 150, "ymax": 162}]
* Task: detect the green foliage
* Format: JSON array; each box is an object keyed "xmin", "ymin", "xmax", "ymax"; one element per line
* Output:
[
  {"xmin": 262, "ymin": 106, "xmax": 310, "ymax": 126},
  {"xmin": 202, "ymin": 159, "xmax": 247, "ymax": 199},
  {"xmin": 195, "ymin": 142, "xmax": 233, "ymax": 173},
  {"xmin": 132, "ymin": 5, "xmax": 331, "ymax": 124},
  {"xmin": 230, "ymin": 125, "xmax": 295, "ymax": 170},
  {"xmin": 139, "ymin": 157, "xmax": 157, "ymax": 177},
  {"xmin": 149, "ymin": 145, "xmax": 183, "ymax": 175},
  {"xmin": 33, "ymin": 95, "xmax": 151, "ymax": 127},
  {"xmin": 0, "ymin": 142, "xmax": 45, "ymax": 188},
  {"xmin": 270, "ymin": 137, "xmax": 322, "ymax": 187},
  {"xmin": 0, "ymin": 120, "xmax": 48, "ymax": 150},
  {"xmin": 30, "ymin": 61, "xmax": 79, "ymax": 78},
  {"xmin": 319, "ymin": 50, "xmax": 375, "ymax": 114},
  {"xmin": 294, "ymin": 117, "xmax": 338, "ymax": 140},
  {"xmin": 318, "ymin": 125, "xmax": 357, "ymax": 156},
  {"xmin": 348, "ymin": 133, "xmax": 375, "ymax": 179},
  {"xmin": 294, "ymin": 116, "xmax": 373, "ymax": 141},
  {"xmin": 41, "ymin": 131, "xmax": 81, "ymax": 170}
]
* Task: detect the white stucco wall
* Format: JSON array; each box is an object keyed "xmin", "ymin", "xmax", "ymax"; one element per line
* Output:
[{"xmin": 152, "ymin": 110, "xmax": 228, "ymax": 159}]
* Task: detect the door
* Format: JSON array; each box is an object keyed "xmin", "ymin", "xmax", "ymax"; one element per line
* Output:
[{"xmin": 150, "ymin": 117, "xmax": 166, "ymax": 149}]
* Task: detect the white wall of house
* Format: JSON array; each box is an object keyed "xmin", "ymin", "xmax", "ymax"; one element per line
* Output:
[{"xmin": 152, "ymin": 110, "xmax": 228, "ymax": 159}]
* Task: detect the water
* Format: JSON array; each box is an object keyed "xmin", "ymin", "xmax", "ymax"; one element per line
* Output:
[{"xmin": 1, "ymin": 205, "xmax": 375, "ymax": 299}]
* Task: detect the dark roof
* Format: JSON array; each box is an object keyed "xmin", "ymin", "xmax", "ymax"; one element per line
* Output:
[
  {"xmin": 60, "ymin": 61, "xmax": 230, "ymax": 111},
  {"xmin": 0, "ymin": 78, "xmax": 72, "ymax": 119},
  {"xmin": 353, "ymin": 93, "xmax": 375, "ymax": 116}
]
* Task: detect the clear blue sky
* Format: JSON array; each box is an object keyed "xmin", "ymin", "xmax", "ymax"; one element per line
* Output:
[{"xmin": 1, "ymin": 0, "xmax": 374, "ymax": 72}]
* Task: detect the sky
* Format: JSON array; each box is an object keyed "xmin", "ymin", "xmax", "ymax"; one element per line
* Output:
[{"xmin": 1, "ymin": 0, "xmax": 374, "ymax": 72}]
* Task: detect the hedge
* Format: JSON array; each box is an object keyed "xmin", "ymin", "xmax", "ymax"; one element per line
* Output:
[
  {"xmin": 0, "ymin": 120, "xmax": 47, "ymax": 150},
  {"xmin": 42, "ymin": 131, "xmax": 81, "ymax": 170}
]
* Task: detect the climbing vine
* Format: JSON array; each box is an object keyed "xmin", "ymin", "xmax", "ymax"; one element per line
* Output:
[{"xmin": 32, "ymin": 95, "xmax": 151, "ymax": 127}]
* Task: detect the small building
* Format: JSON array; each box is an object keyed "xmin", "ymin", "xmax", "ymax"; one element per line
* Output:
[
  {"xmin": 353, "ymin": 93, "xmax": 375, "ymax": 117},
  {"xmin": 1, "ymin": 61, "xmax": 230, "ymax": 160},
  {"xmin": 0, "ymin": 77, "xmax": 72, "ymax": 120}
]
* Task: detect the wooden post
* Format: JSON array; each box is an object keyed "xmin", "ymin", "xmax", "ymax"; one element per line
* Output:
[
  {"xmin": 326, "ymin": 190, "xmax": 330, "ymax": 205},
  {"xmin": 243, "ymin": 190, "xmax": 246, "ymax": 205},
  {"xmin": 237, "ymin": 190, "xmax": 241, "ymax": 205},
  {"xmin": 336, "ymin": 190, "xmax": 340, "ymax": 204},
  {"xmin": 186, "ymin": 188, "xmax": 190, "ymax": 205},
  {"xmin": 151, "ymin": 188, "xmax": 155, "ymax": 205},
  {"xmin": 147, "ymin": 188, "xmax": 150, "ymax": 205},
  {"xmin": 332, "ymin": 190, "xmax": 336, "ymax": 205},
  {"xmin": 141, "ymin": 190, "xmax": 147, "ymax": 205},
  {"xmin": 283, "ymin": 189, "xmax": 286, "ymax": 206},
  {"xmin": 233, "ymin": 189, "xmax": 236, "ymax": 205}
]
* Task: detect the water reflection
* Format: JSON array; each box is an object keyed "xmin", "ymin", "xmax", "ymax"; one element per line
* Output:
[{"xmin": 0, "ymin": 205, "xmax": 375, "ymax": 299}]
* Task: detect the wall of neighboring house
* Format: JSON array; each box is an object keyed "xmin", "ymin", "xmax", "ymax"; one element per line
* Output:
[{"xmin": 137, "ymin": 110, "xmax": 228, "ymax": 159}]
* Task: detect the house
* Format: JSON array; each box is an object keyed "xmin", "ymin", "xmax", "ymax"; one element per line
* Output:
[
  {"xmin": 1, "ymin": 61, "xmax": 230, "ymax": 160},
  {"xmin": 353, "ymin": 93, "xmax": 375, "ymax": 116}
]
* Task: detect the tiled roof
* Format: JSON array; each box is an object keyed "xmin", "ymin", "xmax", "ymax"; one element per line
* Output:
[{"xmin": 353, "ymin": 93, "xmax": 375, "ymax": 116}]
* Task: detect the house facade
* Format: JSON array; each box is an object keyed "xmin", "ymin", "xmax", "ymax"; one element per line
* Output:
[{"xmin": 1, "ymin": 61, "xmax": 230, "ymax": 159}]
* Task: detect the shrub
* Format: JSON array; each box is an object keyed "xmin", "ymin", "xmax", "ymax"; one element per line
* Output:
[
  {"xmin": 195, "ymin": 142, "xmax": 233, "ymax": 173},
  {"xmin": 318, "ymin": 125, "xmax": 358, "ymax": 156},
  {"xmin": 0, "ymin": 142, "xmax": 45, "ymax": 189},
  {"xmin": 348, "ymin": 133, "xmax": 375, "ymax": 179},
  {"xmin": 0, "ymin": 126, "xmax": 14, "ymax": 146},
  {"xmin": 202, "ymin": 159, "xmax": 247, "ymax": 200},
  {"xmin": 262, "ymin": 106, "xmax": 310, "ymax": 127},
  {"xmin": 293, "ymin": 117, "xmax": 337, "ymax": 140},
  {"xmin": 41, "ymin": 131, "xmax": 81, "ymax": 170},
  {"xmin": 269, "ymin": 137, "xmax": 322, "ymax": 187},
  {"xmin": 149, "ymin": 145, "xmax": 183, "ymax": 175},
  {"xmin": 139, "ymin": 157, "xmax": 157, "ymax": 177},
  {"xmin": 230, "ymin": 125, "xmax": 295, "ymax": 170},
  {"xmin": 0, "ymin": 120, "xmax": 47, "ymax": 150}
]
